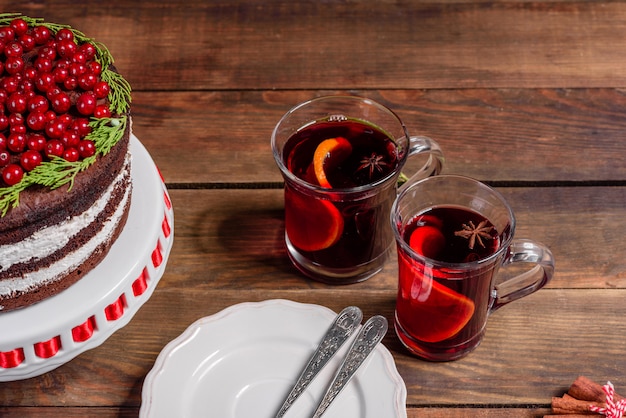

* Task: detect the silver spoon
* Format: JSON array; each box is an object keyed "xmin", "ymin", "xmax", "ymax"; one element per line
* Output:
[
  {"xmin": 311, "ymin": 315, "xmax": 388, "ymax": 418},
  {"xmin": 274, "ymin": 306, "xmax": 363, "ymax": 418}
]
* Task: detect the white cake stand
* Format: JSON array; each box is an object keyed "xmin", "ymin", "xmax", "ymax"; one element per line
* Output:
[{"xmin": 0, "ymin": 135, "xmax": 174, "ymax": 381}]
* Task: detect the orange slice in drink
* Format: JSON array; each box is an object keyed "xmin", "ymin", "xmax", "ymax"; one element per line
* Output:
[
  {"xmin": 312, "ymin": 137, "xmax": 352, "ymax": 188},
  {"xmin": 285, "ymin": 190, "xmax": 344, "ymax": 252},
  {"xmin": 406, "ymin": 279, "xmax": 475, "ymax": 343},
  {"xmin": 409, "ymin": 225, "xmax": 445, "ymax": 259}
]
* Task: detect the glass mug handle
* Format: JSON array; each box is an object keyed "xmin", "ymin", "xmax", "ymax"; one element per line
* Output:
[
  {"xmin": 491, "ymin": 239, "xmax": 555, "ymax": 311},
  {"xmin": 400, "ymin": 135, "xmax": 445, "ymax": 189}
]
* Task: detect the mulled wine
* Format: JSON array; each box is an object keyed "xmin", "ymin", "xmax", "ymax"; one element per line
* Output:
[
  {"xmin": 391, "ymin": 174, "xmax": 554, "ymax": 361},
  {"xmin": 282, "ymin": 118, "xmax": 399, "ymax": 280},
  {"xmin": 395, "ymin": 206, "xmax": 503, "ymax": 360}
]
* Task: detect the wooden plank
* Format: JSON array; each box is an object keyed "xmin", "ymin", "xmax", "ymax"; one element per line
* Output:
[
  {"xmin": 0, "ymin": 288, "xmax": 622, "ymax": 407},
  {"xmin": 0, "ymin": 409, "xmax": 137, "ymax": 418},
  {"xmin": 159, "ymin": 188, "xmax": 626, "ymax": 290},
  {"xmin": 407, "ymin": 409, "xmax": 552, "ymax": 418},
  {"xmin": 130, "ymin": 89, "xmax": 626, "ymax": 184},
  {"xmin": 10, "ymin": 1, "xmax": 626, "ymax": 89},
  {"xmin": 0, "ymin": 406, "xmax": 552, "ymax": 417}
]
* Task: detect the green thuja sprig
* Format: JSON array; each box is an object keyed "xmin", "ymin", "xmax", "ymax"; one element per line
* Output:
[
  {"xmin": 88, "ymin": 116, "xmax": 128, "ymax": 156},
  {"xmin": 0, "ymin": 14, "xmax": 132, "ymax": 217},
  {"xmin": 102, "ymin": 69, "xmax": 132, "ymax": 114}
]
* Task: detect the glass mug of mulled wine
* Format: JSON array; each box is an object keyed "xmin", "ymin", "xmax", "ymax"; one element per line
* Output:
[
  {"xmin": 272, "ymin": 95, "xmax": 444, "ymax": 284},
  {"xmin": 391, "ymin": 175, "xmax": 554, "ymax": 361}
]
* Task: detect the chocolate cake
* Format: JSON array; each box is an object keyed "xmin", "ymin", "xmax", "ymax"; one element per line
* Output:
[{"xmin": 0, "ymin": 14, "xmax": 133, "ymax": 312}]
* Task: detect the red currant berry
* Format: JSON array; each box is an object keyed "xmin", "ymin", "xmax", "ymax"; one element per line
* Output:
[
  {"xmin": 26, "ymin": 111, "xmax": 47, "ymax": 131},
  {"xmin": 5, "ymin": 56, "xmax": 24, "ymax": 75},
  {"xmin": 1, "ymin": 76, "xmax": 18, "ymax": 93},
  {"xmin": 6, "ymin": 92, "xmax": 28, "ymax": 114},
  {"xmin": 61, "ymin": 130, "xmax": 80, "ymax": 148},
  {"xmin": 45, "ymin": 139, "xmax": 64, "ymax": 158},
  {"xmin": 70, "ymin": 117, "xmax": 92, "ymax": 136},
  {"xmin": 55, "ymin": 57, "xmax": 71, "ymax": 69},
  {"xmin": 58, "ymin": 113, "xmax": 73, "ymax": 126},
  {"xmin": 69, "ymin": 62, "xmax": 86, "ymax": 77},
  {"xmin": 63, "ymin": 147, "xmax": 79, "ymax": 162},
  {"xmin": 72, "ymin": 51, "xmax": 87, "ymax": 64},
  {"xmin": 76, "ymin": 92, "xmax": 97, "ymax": 115},
  {"xmin": 93, "ymin": 81, "xmax": 110, "ymax": 99},
  {"xmin": 57, "ymin": 38, "xmax": 77, "ymax": 58},
  {"xmin": 0, "ymin": 151, "xmax": 9, "ymax": 167},
  {"xmin": 44, "ymin": 110, "xmax": 57, "ymax": 122},
  {"xmin": 38, "ymin": 44, "xmax": 57, "ymax": 60},
  {"xmin": 2, "ymin": 163, "xmax": 23, "ymax": 185},
  {"xmin": 34, "ymin": 56, "xmax": 53, "ymax": 73},
  {"xmin": 45, "ymin": 118, "xmax": 66, "ymax": 139},
  {"xmin": 63, "ymin": 76, "xmax": 78, "ymax": 91},
  {"xmin": 78, "ymin": 72, "xmax": 97, "ymax": 90},
  {"xmin": 27, "ymin": 133, "xmax": 47, "ymax": 152},
  {"xmin": 19, "ymin": 81, "xmax": 35, "ymax": 96},
  {"xmin": 50, "ymin": 92, "xmax": 71, "ymax": 113},
  {"xmin": 23, "ymin": 67, "xmax": 37, "ymax": 81},
  {"xmin": 0, "ymin": 133, "xmax": 6, "ymax": 149},
  {"xmin": 35, "ymin": 72, "xmax": 55, "ymax": 93},
  {"xmin": 78, "ymin": 43, "xmax": 96, "ymax": 60},
  {"xmin": 56, "ymin": 28, "xmax": 74, "ymax": 42},
  {"xmin": 33, "ymin": 26, "xmax": 51, "ymax": 45},
  {"xmin": 9, "ymin": 113, "xmax": 24, "ymax": 126},
  {"xmin": 19, "ymin": 34, "xmax": 36, "ymax": 52},
  {"xmin": 0, "ymin": 115, "xmax": 8, "ymax": 131},
  {"xmin": 45, "ymin": 87, "xmax": 62, "ymax": 101},
  {"xmin": 10, "ymin": 124, "xmax": 26, "ymax": 135},
  {"xmin": 20, "ymin": 149, "xmax": 43, "ymax": 171},
  {"xmin": 93, "ymin": 104, "xmax": 112, "ymax": 118},
  {"xmin": 10, "ymin": 19, "xmax": 29, "ymax": 36},
  {"xmin": 7, "ymin": 133, "xmax": 26, "ymax": 153},
  {"xmin": 4, "ymin": 41, "xmax": 23, "ymax": 57},
  {"xmin": 87, "ymin": 61, "xmax": 102, "ymax": 75},
  {"xmin": 78, "ymin": 139, "xmax": 96, "ymax": 158},
  {"xmin": 52, "ymin": 66, "xmax": 68, "ymax": 83},
  {"xmin": 27, "ymin": 95, "xmax": 49, "ymax": 113},
  {"xmin": 0, "ymin": 27, "xmax": 15, "ymax": 43}
]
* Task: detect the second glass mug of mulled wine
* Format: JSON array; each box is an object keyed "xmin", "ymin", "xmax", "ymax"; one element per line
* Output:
[
  {"xmin": 271, "ymin": 95, "xmax": 445, "ymax": 284},
  {"xmin": 391, "ymin": 175, "xmax": 555, "ymax": 361}
]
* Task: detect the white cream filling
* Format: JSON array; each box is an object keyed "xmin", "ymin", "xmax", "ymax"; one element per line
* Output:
[{"xmin": 0, "ymin": 155, "xmax": 132, "ymax": 297}]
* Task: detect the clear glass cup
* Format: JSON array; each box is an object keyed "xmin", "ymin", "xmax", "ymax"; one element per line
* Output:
[
  {"xmin": 272, "ymin": 95, "xmax": 444, "ymax": 284},
  {"xmin": 391, "ymin": 175, "xmax": 555, "ymax": 361}
]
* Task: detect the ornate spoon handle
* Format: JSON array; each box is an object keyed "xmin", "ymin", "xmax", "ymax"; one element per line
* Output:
[
  {"xmin": 274, "ymin": 306, "xmax": 363, "ymax": 418},
  {"xmin": 311, "ymin": 315, "xmax": 388, "ymax": 418}
]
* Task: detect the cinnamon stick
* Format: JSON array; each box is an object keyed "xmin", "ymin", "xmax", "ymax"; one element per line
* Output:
[
  {"xmin": 543, "ymin": 415, "xmax": 599, "ymax": 417},
  {"xmin": 551, "ymin": 393, "xmax": 603, "ymax": 414},
  {"xmin": 568, "ymin": 375, "xmax": 623, "ymax": 403}
]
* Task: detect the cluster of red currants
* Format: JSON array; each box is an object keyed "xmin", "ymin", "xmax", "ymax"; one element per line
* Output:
[{"xmin": 0, "ymin": 18, "xmax": 112, "ymax": 186}]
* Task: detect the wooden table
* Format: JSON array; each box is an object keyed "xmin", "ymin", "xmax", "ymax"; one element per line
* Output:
[{"xmin": 1, "ymin": 1, "xmax": 626, "ymax": 417}]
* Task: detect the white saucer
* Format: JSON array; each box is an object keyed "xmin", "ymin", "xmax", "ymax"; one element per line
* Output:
[
  {"xmin": 140, "ymin": 299, "xmax": 407, "ymax": 418},
  {"xmin": 0, "ymin": 135, "xmax": 174, "ymax": 381}
]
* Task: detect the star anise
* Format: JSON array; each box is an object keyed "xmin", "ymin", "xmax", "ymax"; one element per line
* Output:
[
  {"xmin": 357, "ymin": 153, "xmax": 388, "ymax": 179},
  {"xmin": 454, "ymin": 220, "xmax": 494, "ymax": 249}
]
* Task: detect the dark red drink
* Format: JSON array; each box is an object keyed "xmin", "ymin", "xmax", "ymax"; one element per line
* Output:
[
  {"xmin": 395, "ymin": 206, "xmax": 503, "ymax": 360},
  {"xmin": 282, "ymin": 118, "xmax": 399, "ymax": 283}
]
